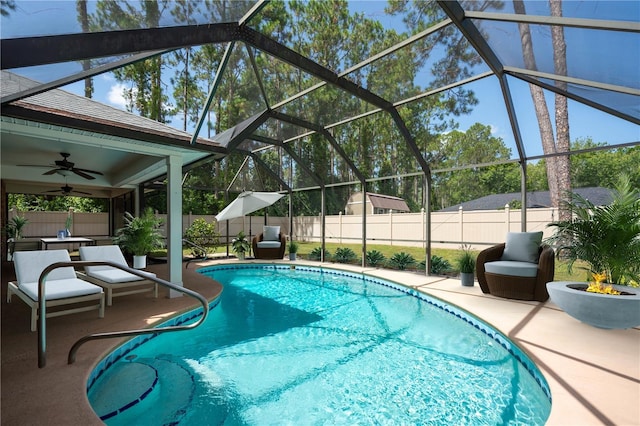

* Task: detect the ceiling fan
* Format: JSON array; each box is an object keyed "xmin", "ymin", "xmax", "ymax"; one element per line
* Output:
[
  {"xmin": 43, "ymin": 184, "xmax": 92, "ymax": 196},
  {"xmin": 20, "ymin": 152, "xmax": 103, "ymax": 180}
]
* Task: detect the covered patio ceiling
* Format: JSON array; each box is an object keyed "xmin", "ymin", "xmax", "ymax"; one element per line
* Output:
[{"xmin": 1, "ymin": 0, "xmax": 638, "ymax": 199}]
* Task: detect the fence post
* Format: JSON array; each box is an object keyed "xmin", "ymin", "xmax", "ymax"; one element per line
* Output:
[
  {"xmin": 505, "ymin": 204, "xmax": 510, "ymax": 234},
  {"xmin": 339, "ymin": 211, "xmax": 343, "ymax": 244},
  {"xmin": 459, "ymin": 206, "xmax": 463, "ymax": 246},
  {"xmin": 389, "ymin": 211, "xmax": 393, "ymax": 246},
  {"xmin": 421, "ymin": 208, "xmax": 425, "ymax": 249}
]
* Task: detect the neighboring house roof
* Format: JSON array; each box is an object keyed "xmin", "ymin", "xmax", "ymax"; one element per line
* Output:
[
  {"xmin": 438, "ymin": 187, "xmax": 614, "ymax": 212},
  {"xmin": 1, "ymin": 71, "xmax": 223, "ymax": 151},
  {"xmin": 367, "ymin": 193, "xmax": 410, "ymax": 212}
]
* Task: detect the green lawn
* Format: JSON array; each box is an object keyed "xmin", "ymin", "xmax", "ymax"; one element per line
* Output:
[
  {"xmin": 158, "ymin": 240, "xmax": 588, "ymax": 282},
  {"xmin": 293, "ymin": 241, "xmax": 585, "ymax": 282}
]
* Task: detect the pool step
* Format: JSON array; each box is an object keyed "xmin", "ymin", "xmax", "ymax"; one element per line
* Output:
[{"xmin": 89, "ymin": 356, "xmax": 195, "ymax": 424}]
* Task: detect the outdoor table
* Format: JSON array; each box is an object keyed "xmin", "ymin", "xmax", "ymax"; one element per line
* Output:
[{"xmin": 40, "ymin": 237, "xmax": 95, "ymax": 250}]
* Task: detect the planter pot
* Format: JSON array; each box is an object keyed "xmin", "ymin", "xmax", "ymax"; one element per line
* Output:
[
  {"xmin": 547, "ymin": 281, "xmax": 640, "ymax": 329},
  {"xmin": 460, "ymin": 272, "xmax": 474, "ymax": 287},
  {"xmin": 133, "ymin": 255, "xmax": 147, "ymax": 269},
  {"xmin": 289, "ymin": 253, "xmax": 297, "ymax": 261},
  {"xmin": 236, "ymin": 252, "xmax": 246, "ymax": 261}
]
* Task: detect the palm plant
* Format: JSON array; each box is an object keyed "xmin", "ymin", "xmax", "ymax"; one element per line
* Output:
[
  {"xmin": 389, "ymin": 252, "xmax": 416, "ymax": 270},
  {"xmin": 114, "ymin": 208, "xmax": 165, "ymax": 256},
  {"xmin": 545, "ymin": 175, "xmax": 640, "ymax": 285},
  {"xmin": 334, "ymin": 247, "xmax": 357, "ymax": 264},
  {"xmin": 366, "ymin": 249, "xmax": 386, "ymax": 267}
]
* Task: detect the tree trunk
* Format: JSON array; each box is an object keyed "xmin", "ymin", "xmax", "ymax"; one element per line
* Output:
[
  {"xmin": 514, "ymin": 0, "xmax": 571, "ymax": 219},
  {"xmin": 550, "ymin": 0, "xmax": 572, "ymax": 220}
]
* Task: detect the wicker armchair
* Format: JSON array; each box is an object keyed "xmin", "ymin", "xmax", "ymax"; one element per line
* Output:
[
  {"xmin": 252, "ymin": 232, "xmax": 286, "ymax": 259},
  {"xmin": 476, "ymin": 242, "xmax": 555, "ymax": 302}
]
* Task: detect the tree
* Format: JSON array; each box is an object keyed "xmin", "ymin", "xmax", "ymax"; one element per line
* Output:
[
  {"xmin": 76, "ymin": 0, "xmax": 94, "ymax": 98},
  {"xmin": 513, "ymin": 0, "xmax": 571, "ymax": 219},
  {"xmin": 90, "ymin": 0, "xmax": 171, "ymax": 122}
]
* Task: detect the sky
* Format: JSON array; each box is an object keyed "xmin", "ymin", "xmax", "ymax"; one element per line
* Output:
[{"xmin": 2, "ymin": 0, "xmax": 638, "ymax": 161}]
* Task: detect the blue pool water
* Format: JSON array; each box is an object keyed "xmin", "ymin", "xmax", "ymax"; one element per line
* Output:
[{"xmin": 88, "ymin": 264, "xmax": 551, "ymax": 425}]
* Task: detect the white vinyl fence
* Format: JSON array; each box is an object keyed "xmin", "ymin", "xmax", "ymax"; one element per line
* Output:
[{"xmin": 9, "ymin": 205, "xmax": 558, "ymax": 251}]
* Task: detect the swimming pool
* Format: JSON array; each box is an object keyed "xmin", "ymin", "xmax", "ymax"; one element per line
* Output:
[{"xmin": 88, "ymin": 264, "xmax": 551, "ymax": 425}]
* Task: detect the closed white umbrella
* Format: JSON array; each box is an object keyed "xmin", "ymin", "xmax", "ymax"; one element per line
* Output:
[{"xmin": 215, "ymin": 191, "xmax": 285, "ymax": 222}]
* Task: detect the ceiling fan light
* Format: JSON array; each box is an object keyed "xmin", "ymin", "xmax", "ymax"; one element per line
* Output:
[{"xmin": 56, "ymin": 170, "xmax": 71, "ymax": 177}]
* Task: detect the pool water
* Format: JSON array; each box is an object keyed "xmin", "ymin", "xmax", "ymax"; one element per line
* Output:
[{"xmin": 88, "ymin": 264, "xmax": 551, "ymax": 425}]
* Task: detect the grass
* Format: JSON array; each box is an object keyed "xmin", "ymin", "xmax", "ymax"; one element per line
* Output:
[
  {"xmin": 152, "ymin": 240, "xmax": 588, "ymax": 282},
  {"xmin": 294, "ymin": 241, "xmax": 587, "ymax": 282}
]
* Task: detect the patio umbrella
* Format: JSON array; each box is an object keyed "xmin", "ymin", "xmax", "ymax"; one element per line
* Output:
[
  {"xmin": 216, "ymin": 191, "xmax": 286, "ymax": 257},
  {"xmin": 215, "ymin": 191, "xmax": 285, "ymax": 222}
]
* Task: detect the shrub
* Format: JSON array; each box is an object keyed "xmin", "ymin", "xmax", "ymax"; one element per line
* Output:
[
  {"xmin": 366, "ymin": 249, "xmax": 386, "ymax": 267},
  {"xmin": 334, "ymin": 247, "xmax": 358, "ymax": 264},
  {"xmin": 309, "ymin": 247, "xmax": 331, "ymax": 261},
  {"xmin": 429, "ymin": 255, "xmax": 452, "ymax": 275},
  {"xmin": 389, "ymin": 252, "xmax": 416, "ymax": 270},
  {"xmin": 184, "ymin": 218, "xmax": 220, "ymax": 258}
]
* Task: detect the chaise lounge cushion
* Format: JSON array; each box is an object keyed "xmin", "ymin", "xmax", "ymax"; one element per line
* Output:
[
  {"xmin": 13, "ymin": 250, "xmax": 102, "ymax": 301},
  {"xmin": 80, "ymin": 245, "xmax": 156, "ymax": 283},
  {"xmin": 501, "ymin": 231, "xmax": 543, "ymax": 263}
]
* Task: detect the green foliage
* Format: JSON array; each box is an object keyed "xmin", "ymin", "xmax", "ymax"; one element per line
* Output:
[
  {"xmin": 184, "ymin": 218, "xmax": 219, "ymax": 258},
  {"xmin": 308, "ymin": 247, "xmax": 331, "ymax": 261},
  {"xmin": 4, "ymin": 215, "xmax": 29, "ymax": 240},
  {"xmin": 231, "ymin": 231, "xmax": 250, "ymax": 254},
  {"xmin": 334, "ymin": 247, "xmax": 358, "ymax": 264},
  {"xmin": 455, "ymin": 245, "xmax": 476, "ymax": 273},
  {"xmin": 546, "ymin": 175, "xmax": 640, "ymax": 285},
  {"xmin": 366, "ymin": 249, "xmax": 386, "ymax": 267},
  {"xmin": 7, "ymin": 193, "xmax": 108, "ymax": 213},
  {"xmin": 113, "ymin": 208, "xmax": 164, "ymax": 256},
  {"xmin": 288, "ymin": 240, "xmax": 299, "ymax": 254},
  {"xmin": 388, "ymin": 252, "xmax": 416, "ymax": 270},
  {"xmin": 427, "ymin": 255, "xmax": 453, "ymax": 275}
]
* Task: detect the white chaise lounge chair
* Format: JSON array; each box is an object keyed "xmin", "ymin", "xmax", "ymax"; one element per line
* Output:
[
  {"xmin": 78, "ymin": 245, "xmax": 158, "ymax": 306},
  {"xmin": 8, "ymin": 250, "xmax": 105, "ymax": 332}
]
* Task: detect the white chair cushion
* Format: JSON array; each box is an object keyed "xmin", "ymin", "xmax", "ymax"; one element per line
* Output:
[
  {"xmin": 501, "ymin": 232, "xmax": 543, "ymax": 263},
  {"xmin": 87, "ymin": 269, "xmax": 156, "ymax": 284},
  {"xmin": 485, "ymin": 261, "xmax": 538, "ymax": 278},
  {"xmin": 263, "ymin": 226, "xmax": 280, "ymax": 241},
  {"xmin": 19, "ymin": 278, "xmax": 102, "ymax": 301},
  {"xmin": 80, "ymin": 245, "xmax": 128, "ymax": 273},
  {"xmin": 257, "ymin": 241, "xmax": 282, "ymax": 249},
  {"xmin": 14, "ymin": 250, "xmax": 77, "ymax": 283}
]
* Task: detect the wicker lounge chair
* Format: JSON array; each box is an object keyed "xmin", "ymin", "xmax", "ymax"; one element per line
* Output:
[
  {"xmin": 476, "ymin": 232, "xmax": 555, "ymax": 302},
  {"xmin": 8, "ymin": 250, "xmax": 105, "ymax": 331},
  {"xmin": 252, "ymin": 226, "xmax": 286, "ymax": 259},
  {"xmin": 78, "ymin": 245, "xmax": 157, "ymax": 306}
]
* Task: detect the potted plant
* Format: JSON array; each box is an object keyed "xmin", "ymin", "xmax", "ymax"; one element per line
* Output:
[
  {"xmin": 113, "ymin": 207, "xmax": 164, "ymax": 269},
  {"xmin": 232, "ymin": 231, "xmax": 250, "ymax": 260},
  {"xmin": 456, "ymin": 245, "xmax": 476, "ymax": 286},
  {"xmin": 5, "ymin": 215, "xmax": 29, "ymax": 261},
  {"xmin": 288, "ymin": 240, "xmax": 299, "ymax": 261},
  {"xmin": 545, "ymin": 175, "xmax": 640, "ymax": 328}
]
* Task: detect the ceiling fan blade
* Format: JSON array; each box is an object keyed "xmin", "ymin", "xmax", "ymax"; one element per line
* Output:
[
  {"xmin": 72, "ymin": 169, "xmax": 96, "ymax": 180},
  {"xmin": 43, "ymin": 189, "xmax": 62, "ymax": 193},
  {"xmin": 42, "ymin": 169, "xmax": 58, "ymax": 175},
  {"xmin": 18, "ymin": 164, "xmax": 54, "ymax": 168},
  {"xmin": 73, "ymin": 167, "xmax": 103, "ymax": 176}
]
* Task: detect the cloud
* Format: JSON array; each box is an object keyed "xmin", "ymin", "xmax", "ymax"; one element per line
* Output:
[{"xmin": 107, "ymin": 83, "xmax": 128, "ymax": 109}]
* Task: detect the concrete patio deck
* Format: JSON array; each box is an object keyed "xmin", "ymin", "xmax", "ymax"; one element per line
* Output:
[{"xmin": 1, "ymin": 258, "xmax": 639, "ymax": 425}]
